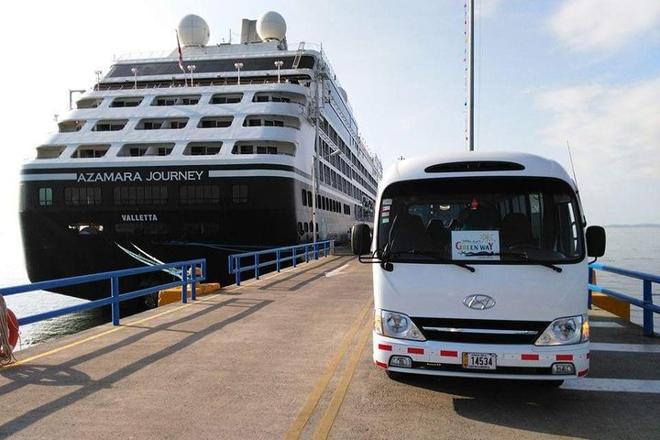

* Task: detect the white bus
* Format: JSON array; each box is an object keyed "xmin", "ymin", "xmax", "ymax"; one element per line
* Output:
[{"xmin": 352, "ymin": 152, "xmax": 606, "ymax": 385}]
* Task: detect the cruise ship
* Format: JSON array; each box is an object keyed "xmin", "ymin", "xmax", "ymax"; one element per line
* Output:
[{"xmin": 19, "ymin": 12, "xmax": 382, "ymax": 299}]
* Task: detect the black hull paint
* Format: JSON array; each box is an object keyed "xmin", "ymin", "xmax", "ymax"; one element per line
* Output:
[{"xmin": 20, "ymin": 171, "xmax": 362, "ymax": 300}]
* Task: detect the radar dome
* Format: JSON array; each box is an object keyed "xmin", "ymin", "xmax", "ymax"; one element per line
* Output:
[
  {"xmin": 178, "ymin": 14, "xmax": 210, "ymax": 47},
  {"xmin": 256, "ymin": 11, "xmax": 287, "ymax": 42}
]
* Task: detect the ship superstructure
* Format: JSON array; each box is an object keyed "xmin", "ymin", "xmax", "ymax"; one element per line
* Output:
[{"xmin": 19, "ymin": 12, "xmax": 382, "ymax": 298}]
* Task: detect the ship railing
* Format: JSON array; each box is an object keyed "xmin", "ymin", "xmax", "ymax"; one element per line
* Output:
[
  {"xmin": 0, "ymin": 259, "xmax": 206, "ymax": 328},
  {"xmin": 228, "ymin": 240, "xmax": 335, "ymax": 286},
  {"xmin": 588, "ymin": 262, "xmax": 660, "ymax": 336}
]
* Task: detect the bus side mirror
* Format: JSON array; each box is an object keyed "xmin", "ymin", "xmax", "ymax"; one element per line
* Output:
[
  {"xmin": 586, "ymin": 226, "xmax": 606, "ymax": 258},
  {"xmin": 351, "ymin": 223, "xmax": 371, "ymax": 255}
]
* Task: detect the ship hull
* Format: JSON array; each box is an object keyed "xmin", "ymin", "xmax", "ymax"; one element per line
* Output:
[{"xmin": 20, "ymin": 167, "xmax": 360, "ymax": 299}]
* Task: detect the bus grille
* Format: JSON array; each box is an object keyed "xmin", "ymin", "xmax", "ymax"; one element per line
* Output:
[{"xmin": 410, "ymin": 318, "xmax": 550, "ymax": 345}]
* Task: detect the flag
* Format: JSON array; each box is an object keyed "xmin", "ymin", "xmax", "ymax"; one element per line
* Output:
[{"xmin": 176, "ymin": 30, "xmax": 185, "ymax": 74}]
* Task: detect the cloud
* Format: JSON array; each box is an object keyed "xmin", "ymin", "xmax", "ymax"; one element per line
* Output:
[
  {"xmin": 536, "ymin": 77, "xmax": 660, "ymax": 178},
  {"xmin": 536, "ymin": 77, "xmax": 660, "ymax": 224},
  {"xmin": 549, "ymin": 0, "xmax": 660, "ymax": 51}
]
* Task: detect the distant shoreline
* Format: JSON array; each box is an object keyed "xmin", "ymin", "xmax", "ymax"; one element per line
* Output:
[{"xmin": 604, "ymin": 224, "xmax": 660, "ymax": 228}]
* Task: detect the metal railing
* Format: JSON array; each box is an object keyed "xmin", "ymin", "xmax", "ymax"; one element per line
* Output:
[
  {"xmin": 228, "ymin": 241, "xmax": 334, "ymax": 286},
  {"xmin": 588, "ymin": 262, "xmax": 660, "ymax": 336},
  {"xmin": 1, "ymin": 260, "xmax": 206, "ymax": 327}
]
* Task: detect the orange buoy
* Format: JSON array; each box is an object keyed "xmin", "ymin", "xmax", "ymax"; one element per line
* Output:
[
  {"xmin": 6, "ymin": 308, "xmax": 19, "ymax": 349},
  {"xmin": 1, "ymin": 297, "xmax": 19, "ymax": 364}
]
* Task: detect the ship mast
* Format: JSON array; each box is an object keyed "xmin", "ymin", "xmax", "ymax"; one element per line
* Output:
[{"xmin": 467, "ymin": 0, "xmax": 475, "ymax": 151}]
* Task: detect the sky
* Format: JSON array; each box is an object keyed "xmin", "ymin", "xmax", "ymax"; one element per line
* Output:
[{"xmin": 0, "ymin": 0, "xmax": 659, "ymax": 267}]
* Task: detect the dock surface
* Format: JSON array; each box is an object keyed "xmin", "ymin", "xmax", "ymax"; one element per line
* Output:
[{"xmin": 1, "ymin": 253, "xmax": 659, "ymax": 439}]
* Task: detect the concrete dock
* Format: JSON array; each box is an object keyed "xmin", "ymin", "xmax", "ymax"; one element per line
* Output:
[{"xmin": 1, "ymin": 252, "xmax": 659, "ymax": 439}]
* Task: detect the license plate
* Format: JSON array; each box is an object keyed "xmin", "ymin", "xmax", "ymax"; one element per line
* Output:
[{"xmin": 462, "ymin": 352, "xmax": 497, "ymax": 370}]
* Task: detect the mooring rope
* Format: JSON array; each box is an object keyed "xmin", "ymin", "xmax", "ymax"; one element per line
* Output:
[{"xmin": 0, "ymin": 294, "xmax": 16, "ymax": 366}]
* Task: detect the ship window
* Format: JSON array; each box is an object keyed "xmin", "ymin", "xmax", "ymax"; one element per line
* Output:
[
  {"xmin": 113, "ymin": 186, "xmax": 168, "ymax": 205},
  {"xmin": 344, "ymin": 204, "xmax": 351, "ymax": 215},
  {"xmin": 36, "ymin": 145, "xmax": 66, "ymax": 159},
  {"xmin": 307, "ymin": 192, "xmax": 312, "ymax": 207},
  {"xmin": 210, "ymin": 93, "xmax": 243, "ymax": 104},
  {"xmin": 302, "ymin": 189, "xmax": 307, "ymax": 206},
  {"xmin": 232, "ymin": 141, "xmax": 296, "ymax": 156},
  {"xmin": 253, "ymin": 92, "xmax": 305, "ymax": 105},
  {"xmin": 110, "ymin": 97, "xmax": 143, "ymax": 107},
  {"xmin": 180, "ymin": 185, "xmax": 220, "ymax": 205},
  {"xmin": 232, "ymin": 184, "xmax": 248, "ymax": 204},
  {"xmin": 297, "ymin": 222, "xmax": 303, "ymax": 234},
  {"xmin": 243, "ymin": 115, "xmax": 300, "ymax": 130},
  {"xmin": 76, "ymin": 98, "xmax": 103, "ymax": 109},
  {"xmin": 237, "ymin": 144, "xmax": 253, "ymax": 154},
  {"xmin": 183, "ymin": 142, "xmax": 223, "ymax": 156},
  {"xmin": 72, "ymin": 144, "xmax": 110, "ymax": 158},
  {"xmin": 136, "ymin": 118, "xmax": 188, "ymax": 130},
  {"xmin": 58, "ymin": 120, "xmax": 85, "ymax": 132},
  {"xmin": 93, "ymin": 119, "xmax": 127, "ymax": 132},
  {"xmin": 38, "ymin": 188, "xmax": 53, "ymax": 206},
  {"xmin": 117, "ymin": 143, "xmax": 175, "ymax": 157},
  {"xmin": 65, "ymin": 187, "xmax": 102, "ymax": 206},
  {"xmin": 304, "ymin": 222, "xmax": 309, "ymax": 232},
  {"xmin": 152, "ymin": 95, "xmax": 201, "ymax": 106},
  {"xmin": 198, "ymin": 117, "xmax": 233, "ymax": 128}
]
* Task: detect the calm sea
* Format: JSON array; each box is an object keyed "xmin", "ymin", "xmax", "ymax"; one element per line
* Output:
[{"xmin": 2, "ymin": 226, "xmax": 659, "ymax": 349}]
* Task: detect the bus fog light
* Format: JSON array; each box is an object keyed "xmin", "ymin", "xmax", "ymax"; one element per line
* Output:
[
  {"xmin": 389, "ymin": 356, "xmax": 413, "ymax": 368},
  {"xmin": 551, "ymin": 363, "xmax": 575, "ymax": 375}
]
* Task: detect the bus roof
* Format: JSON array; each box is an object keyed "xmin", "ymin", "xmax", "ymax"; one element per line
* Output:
[{"xmin": 380, "ymin": 152, "xmax": 576, "ymax": 192}]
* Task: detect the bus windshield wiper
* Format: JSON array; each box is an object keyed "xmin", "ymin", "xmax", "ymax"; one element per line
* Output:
[
  {"xmin": 390, "ymin": 250, "xmax": 476, "ymax": 273},
  {"xmin": 470, "ymin": 251, "xmax": 563, "ymax": 273}
]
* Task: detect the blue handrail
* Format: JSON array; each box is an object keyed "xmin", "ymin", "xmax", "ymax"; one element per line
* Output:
[
  {"xmin": 1, "ymin": 259, "xmax": 206, "ymax": 327},
  {"xmin": 228, "ymin": 240, "xmax": 335, "ymax": 286},
  {"xmin": 588, "ymin": 261, "xmax": 659, "ymax": 336}
]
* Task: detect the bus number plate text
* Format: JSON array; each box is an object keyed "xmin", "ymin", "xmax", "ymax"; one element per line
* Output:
[{"xmin": 462, "ymin": 352, "xmax": 497, "ymax": 370}]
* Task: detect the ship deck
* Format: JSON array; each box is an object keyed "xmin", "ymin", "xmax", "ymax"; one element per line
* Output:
[{"xmin": 1, "ymin": 251, "xmax": 659, "ymax": 439}]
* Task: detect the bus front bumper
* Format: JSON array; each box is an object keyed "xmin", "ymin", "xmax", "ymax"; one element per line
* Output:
[{"xmin": 373, "ymin": 334, "xmax": 589, "ymax": 380}]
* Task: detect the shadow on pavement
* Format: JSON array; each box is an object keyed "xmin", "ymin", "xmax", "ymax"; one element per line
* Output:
[
  {"xmin": 0, "ymin": 297, "xmax": 273, "ymax": 437},
  {"xmin": 393, "ymin": 374, "xmax": 660, "ymax": 440}
]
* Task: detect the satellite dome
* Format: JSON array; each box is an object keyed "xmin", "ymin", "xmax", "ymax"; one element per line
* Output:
[
  {"xmin": 178, "ymin": 14, "xmax": 210, "ymax": 47},
  {"xmin": 256, "ymin": 11, "xmax": 287, "ymax": 42}
]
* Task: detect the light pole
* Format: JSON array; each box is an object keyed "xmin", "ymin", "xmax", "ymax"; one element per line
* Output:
[
  {"xmin": 234, "ymin": 62, "xmax": 244, "ymax": 85},
  {"xmin": 274, "ymin": 60, "xmax": 284, "ymax": 83},
  {"xmin": 311, "ymin": 148, "xmax": 340, "ymax": 243},
  {"xmin": 467, "ymin": 0, "xmax": 475, "ymax": 151},
  {"xmin": 131, "ymin": 67, "xmax": 138, "ymax": 89},
  {"xmin": 187, "ymin": 64, "xmax": 197, "ymax": 87}
]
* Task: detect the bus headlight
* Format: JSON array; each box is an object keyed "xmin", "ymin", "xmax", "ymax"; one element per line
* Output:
[
  {"xmin": 535, "ymin": 315, "xmax": 584, "ymax": 346},
  {"xmin": 375, "ymin": 309, "xmax": 426, "ymax": 341}
]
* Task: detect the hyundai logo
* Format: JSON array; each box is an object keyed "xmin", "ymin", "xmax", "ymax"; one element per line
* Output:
[{"xmin": 463, "ymin": 294, "xmax": 496, "ymax": 310}]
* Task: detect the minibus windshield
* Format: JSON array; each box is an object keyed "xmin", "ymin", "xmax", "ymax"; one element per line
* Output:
[{"xmin": 377, "ymin": 177, "xmax": 584, "ymax": 264}]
